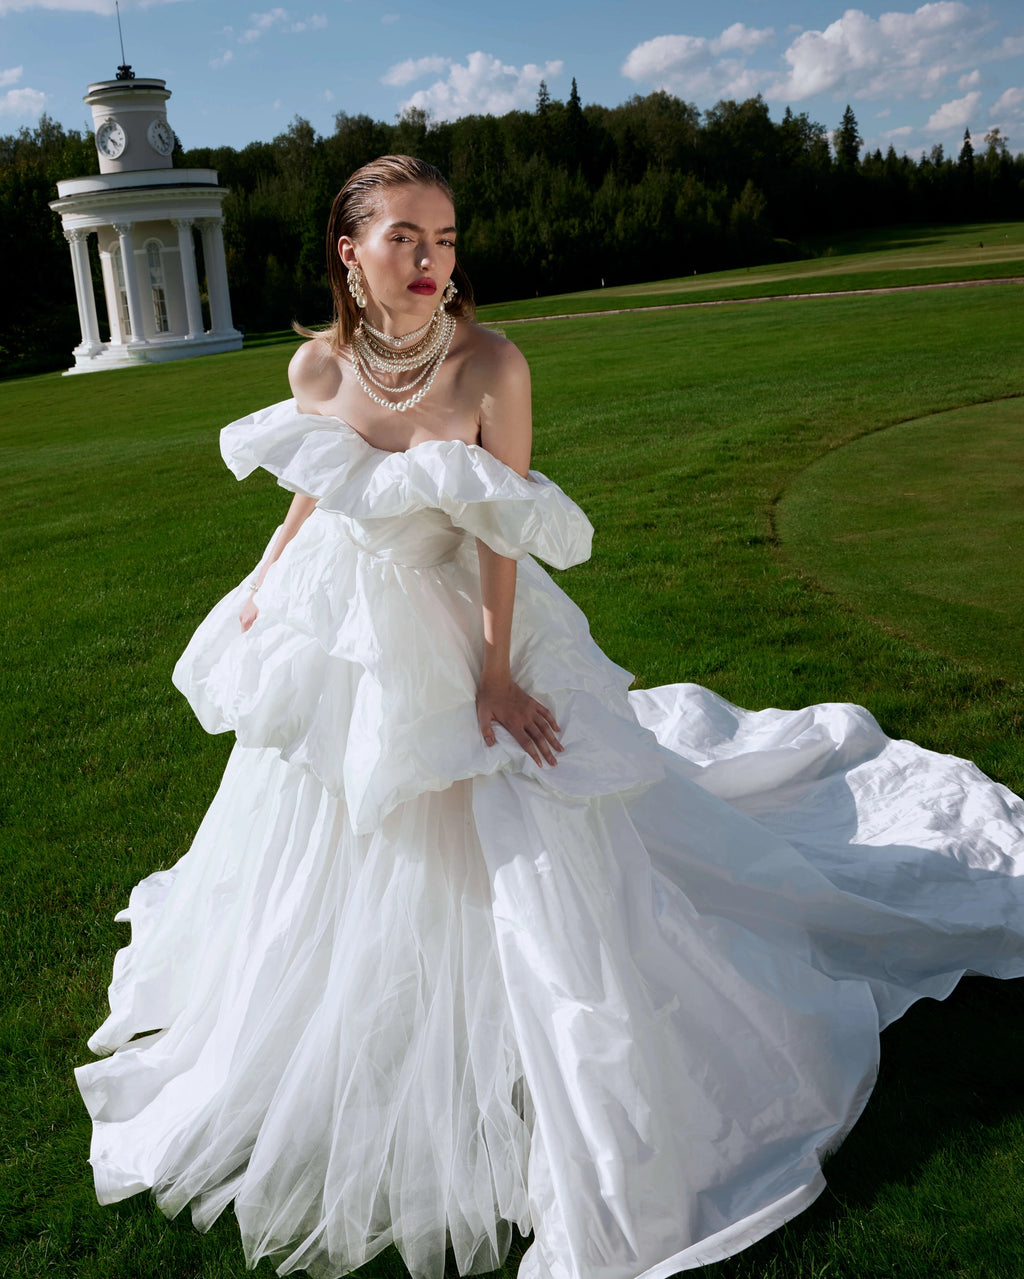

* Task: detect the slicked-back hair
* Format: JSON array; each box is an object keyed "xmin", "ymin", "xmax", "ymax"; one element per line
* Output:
[{"xmin": 312, "ymin": 155, "xmax": 475, "ymax": 350}]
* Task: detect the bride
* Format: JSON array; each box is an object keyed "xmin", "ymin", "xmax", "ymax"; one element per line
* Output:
[{"xmin": 77, "ymin": 155, "xmax": 1024, "ymax": 1279}]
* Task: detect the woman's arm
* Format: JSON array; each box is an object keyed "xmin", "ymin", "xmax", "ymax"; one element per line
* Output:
[
  {"xmin": 239, "ymin": 491, "xmax": 317, "ymax": 632},
  {"xmin": 474, "ymin": 338, "xmax": 562, "ymax": 767}
]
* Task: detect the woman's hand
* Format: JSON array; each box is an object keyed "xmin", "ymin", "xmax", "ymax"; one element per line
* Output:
[
  {"xmin": 239, "ymin": 598, "xmax": 259, "ymax": 633},
  {"xmin": 476, "ymin": 676, "xmax": 563, "ymax": 767}
]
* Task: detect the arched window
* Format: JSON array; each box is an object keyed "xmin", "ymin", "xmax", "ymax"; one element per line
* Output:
[
  {"xmin": 112, "ymin": 245, "xmax": 131, "ymax": 340},
  {"xmin": 145, "ymin": 238, "xmax": 169, "ymax": 333}
]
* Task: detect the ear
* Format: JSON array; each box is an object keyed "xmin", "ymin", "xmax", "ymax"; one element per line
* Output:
[{"xmin": 337, "ymin": 236, "xmax": 358, "ymax": 269}]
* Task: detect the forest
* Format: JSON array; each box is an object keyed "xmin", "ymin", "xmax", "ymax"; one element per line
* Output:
[{"xmin": 2, "ymin": 83, "xmax": 1022, "ymax": 377}]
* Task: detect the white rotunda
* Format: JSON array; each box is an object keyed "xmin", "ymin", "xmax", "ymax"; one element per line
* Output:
[{"xmin": 49, "ymin": 68, "xmax": 242, "ymax": 374}]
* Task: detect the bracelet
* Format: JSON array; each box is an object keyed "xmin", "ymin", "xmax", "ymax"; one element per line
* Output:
[{"xmin": 248, "ymin": 582, "xmax": 262, "ymax": 594}]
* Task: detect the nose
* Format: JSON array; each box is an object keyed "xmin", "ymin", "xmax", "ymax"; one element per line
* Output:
[{"xmin": 418, "ymin": 241, "xmax": 433, "ymax": 270}]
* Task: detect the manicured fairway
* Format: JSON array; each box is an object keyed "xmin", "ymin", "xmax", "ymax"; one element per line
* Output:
[
  {"xmin": 778, "ymin": 399, "xmax": 1024, "ymax": 682},
  {"xmin": 476, "ymin": 220, "xmax": 1024, "ymax": 320},
  {"xmin": 2, "ymin": 279, "xmax": 1024, "ymax": 1279}
]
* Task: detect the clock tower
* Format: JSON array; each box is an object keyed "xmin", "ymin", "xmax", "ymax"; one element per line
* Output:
[
  {"xmin": 49, "ymin": 66, "xmax": 242, "ymax": 373},
  {"xmin": 86, "ymin": 73, "xmax": 175, "ymax": 174}
]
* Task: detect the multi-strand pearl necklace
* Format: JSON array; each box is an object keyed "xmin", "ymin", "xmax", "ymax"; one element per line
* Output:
[
  {"xmin": 350, "ymin": 308, "xmax": 456, "ymax": 413},
  {"xmin": 361, "ymin": 314, "xmax": 433, "ymax": 350}
]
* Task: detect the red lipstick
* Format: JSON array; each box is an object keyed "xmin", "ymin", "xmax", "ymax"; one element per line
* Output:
[{"xmin": 408, "ymin": 278, "xmax": 437, "ymax": 295}]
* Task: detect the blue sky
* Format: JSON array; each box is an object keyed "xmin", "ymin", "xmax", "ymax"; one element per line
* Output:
[{"xmin": 2, "ymin": 0, "xmax": 1023, "ymax": 159}]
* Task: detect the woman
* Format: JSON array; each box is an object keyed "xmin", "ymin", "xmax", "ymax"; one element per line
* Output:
[{"xmin": 77, "ymin": 156, "xmax": 1024, "ymax": 1279}]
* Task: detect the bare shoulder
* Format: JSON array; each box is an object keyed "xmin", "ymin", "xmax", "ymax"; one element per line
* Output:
[
  {"xmin": 288, "ymin": 336, "xmax": 342, "ymax": 411},
  {"xmin": 462, "ymin": 323, "xmax": 533, "ymax": 473},
  {"xmin": 463, "ymin": 321, "xmax": 529, "ymax": 378}
]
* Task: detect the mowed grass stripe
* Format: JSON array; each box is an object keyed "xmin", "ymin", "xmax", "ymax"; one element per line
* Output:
[
  {"xmin": 1, "ymin": 282, "xmax": 1024, "ymax": 1278},
  {"xmin": 778, "ymin": 399, "xmax": 1024, "ymax": 681},
  {"xmin": 476, "ymin": 220, "xmax": 1024, "ymax": 320}
]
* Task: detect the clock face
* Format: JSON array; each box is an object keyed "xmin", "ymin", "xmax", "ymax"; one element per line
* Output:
[
  {"xmin": 147, "ymin": 119, "xmax": 174, "ymax": 156},
  {"xmin": 96, "ymin": 119, "xmax": 126, "ymax": 159}
]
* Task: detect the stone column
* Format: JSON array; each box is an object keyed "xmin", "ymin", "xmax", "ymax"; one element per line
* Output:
[
  {"xmin": 112, "ymin": 221, "xmax": 146, "ymax": 345},
  {"xmin": 171, "ymin": 218, "xmax": 205, "ymax": 339},
  {"xmin": 64, "ymin": 227, "xmax": 102, "ymax": 352},
  {"xmin": 197, "ymin": 217, "xmax": 237, "ymax": 335}
]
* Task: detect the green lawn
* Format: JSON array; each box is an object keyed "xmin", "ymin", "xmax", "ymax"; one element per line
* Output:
[
  {"xmin": 476, "ymin": 220, "xmax": 1024, "ymax": 321},
  {"xmin": 778, "ymin": 399, "xmax": 1024, "ymax": 682},
  {"xmin": 2, "ymin": 277, "xmax": 1024, "ymax": 1278}
]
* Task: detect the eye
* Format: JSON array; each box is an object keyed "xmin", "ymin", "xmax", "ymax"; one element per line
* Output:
[{"xmin": 439, "ymin": 239, "xmax": 456, "ymax": 248}]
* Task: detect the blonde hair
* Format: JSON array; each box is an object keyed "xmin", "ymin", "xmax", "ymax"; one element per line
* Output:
[{"xmin": 298, "ymin": 154, "xmax": 475, "ymax": 350}]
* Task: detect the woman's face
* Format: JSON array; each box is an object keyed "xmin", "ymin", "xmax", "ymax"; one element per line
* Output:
[{"xmin": 339, "ymin": 182, "xmax": 457, "ymax": 323}]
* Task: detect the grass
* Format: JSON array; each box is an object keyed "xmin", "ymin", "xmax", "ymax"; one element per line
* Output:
[
  {"xmin": 2, "ymin": 264, "xmax": 1024, "ymax": 1278},
  {"xmin": 475, "ymin": 220, "xmax": 1024, "ymax": 321},
  {"xmin": 778, "ymin": 399, "xmax": 1024, "ymax": 682}
]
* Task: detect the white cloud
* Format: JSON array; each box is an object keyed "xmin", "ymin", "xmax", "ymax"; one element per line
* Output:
[
  {"xmin": 290, "ymin": 13, "xmax": 326, "ymax": 31},
  {"xmin": 322, "ymin": 88, "xmax": 334, "ymax": 102},
  {"xmin": 238, "ymin": 8, "xmax": 325, "ymax": 42},
  {"xmin": 381, "ymin": 12, "xmax": 398, "ymax": 24},
  {"xmin": 382, "ymin": 55, "xmax": 449, "ymax": 88},
  {"xmin": 713, "ymin": 23, "xmax": 774, "ymax": 56},
  {"xmin": 622, "ymin": 24, "xmax": 774, "ymax": 101},
  {"xmin": 240, "ymin": 8, "xmax": 287, "ymax": 42},
  {"xmin": 623, "ymin": 34, "xmax": 714, "ymax": 79},
  {"xmin": 991, "ymin": 85, "xmax": 1024, "ymax": 115},
  {"xmin": 772, "ymin": 3, "xmax": 976, "ymax": 101},
  {"xmin": 398, "ymin": 51, "xmax": 563, "ymax": 121},
  {"xmin": 990, "ymin": 84, "xmax": 1024, "ymax": 132},
  {"xmin": 621, "ymin": 2, "xmax": 1021, "ymax": 115},
  {"xmin": 0, "ymin": 85, "xmax": 46, "ymax": 114},
  {"xmin": 0, "ymin": 66, "xmax": 22, "ymax": 87},
  {"xmin": 209, "ymin": 50, "xmax": 234, "ymax": 70},
  {"xmin": 926, "ymin": 89, "xmax": 981, "ymax": 130}
]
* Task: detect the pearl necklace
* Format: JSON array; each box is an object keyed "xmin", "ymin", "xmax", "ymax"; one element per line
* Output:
[
  {"xmin": 356, "ymin": 313, "xmax": 452, "ymax": 374},
  {"xmin": 361, "ymin": 315, "xmax": 433, "ymax": 349},
  {"xmin": 349, "ymin": 310, "xmax": 456, "ymax": 413},
  {"xmin": 357, "ymin": 353, "xmax": 434, "ymax": 395}
]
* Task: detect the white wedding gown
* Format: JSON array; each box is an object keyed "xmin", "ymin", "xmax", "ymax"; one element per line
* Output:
[{"xmin": 77, "ymin": 399, "xmax": 1024, "ymax": 1279}]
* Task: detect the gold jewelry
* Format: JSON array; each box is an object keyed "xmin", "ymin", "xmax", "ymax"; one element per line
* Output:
[
  {"xmin": 346, "ymin": 263, "xmax": 367, "ymax": 309},
  {"xmin": 356, "ymin": 309, "xmax": 452, "ymax": 373},
  {"xmin": 350, "ymin": 310, "xmax": 456, "ymax": 413},
  {"xmin": 361, "ymin": 315, "xmax": 433, "ymax": 348},
  {"xmin": 442, "ymin": 280, "xmax": 458, "ymax": 307}
]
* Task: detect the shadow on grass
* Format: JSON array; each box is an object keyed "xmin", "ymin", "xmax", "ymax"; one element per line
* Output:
[
  {"xmin": 802, "ymin": 221, "xmax": 1021, "ymax": 257},
  {"xmin": 697, "ymin": 975, "xmax": 1024, "ymax": 1278}
]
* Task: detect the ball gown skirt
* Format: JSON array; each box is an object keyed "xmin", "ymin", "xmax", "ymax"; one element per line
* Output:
[{"xmin": 76, "ymin": 400, "xmax": 1024, "ymax": 1279}]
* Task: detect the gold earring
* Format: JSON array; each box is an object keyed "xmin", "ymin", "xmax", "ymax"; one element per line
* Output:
[{"xmin": 347, "ymin": 263, "xmax": 367, "ymax": 309}]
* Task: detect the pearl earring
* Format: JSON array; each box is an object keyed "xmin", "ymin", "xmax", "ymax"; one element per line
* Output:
[
  {"xmin": 442, "ymin": 280, "xmax": 458, "ymax": 308},
  {"xmin": 347, "ymin": 263, "xmax": 367, "ymax": 310}
]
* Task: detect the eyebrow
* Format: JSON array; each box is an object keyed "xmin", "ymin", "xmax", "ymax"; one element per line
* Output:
[{"xmin": 388, "ymin": 220, "xmax": 457, "ymax": 234}]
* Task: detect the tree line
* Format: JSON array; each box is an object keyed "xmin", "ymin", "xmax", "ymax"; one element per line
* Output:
[{"xmin": 2, "ymin": 85, "xmax": 1022, "ymax": 376}]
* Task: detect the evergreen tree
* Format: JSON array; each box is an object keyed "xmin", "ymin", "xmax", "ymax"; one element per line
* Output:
[
  {"xmin": 565, "ymin": 77, "xmax": 586, "ymax": 174},
  {"xmin": 834, "ymin": 105, "xmax": 862, "ymax": 168}
]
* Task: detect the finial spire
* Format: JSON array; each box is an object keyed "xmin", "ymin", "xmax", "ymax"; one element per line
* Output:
[{"xmin": 115, "ymin": 1, "xmax": 134, "ymax": 80}]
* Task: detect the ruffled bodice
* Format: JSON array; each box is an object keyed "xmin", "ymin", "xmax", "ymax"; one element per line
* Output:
[
  {"xmin": 174, "ymin": 399, "xmax": 664, "ymax": 833},
  {"xmin": 220, "ymin": 398, "xmax": 595, "ymax": 568}
]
